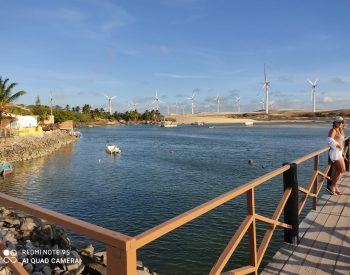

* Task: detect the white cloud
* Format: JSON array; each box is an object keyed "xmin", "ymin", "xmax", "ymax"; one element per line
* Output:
[
  {"xmin": 52, "ymin": 1, "xmax": 135, "ymax": 39},
  {"xmin": 322, "ymin": 96, "xmax": 333, "ymax": 103}
]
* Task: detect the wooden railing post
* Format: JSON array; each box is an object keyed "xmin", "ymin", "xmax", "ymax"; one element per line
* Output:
[
  {"xmin": 345, "ymin": 138, "xmax": 349, "ymax": 171},
  {"xmin": 107, "ymin": 239, "xmax": 136, "ymax": 275},
  {"xmin": 247, "ymin": 189, "xmax": 257, "ymax": 273},
  {"xmin": 283, "ymin": 163, "xmax": 299, "ymax": 245},
  {"xmin": 313, "ymin": 156, "xmax": 319, "ymax": 210}
]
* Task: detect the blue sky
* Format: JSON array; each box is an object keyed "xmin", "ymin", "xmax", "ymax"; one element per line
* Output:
[{"xmin": 1, "ymin": 0, "xmax": 350, "ymax": 113}]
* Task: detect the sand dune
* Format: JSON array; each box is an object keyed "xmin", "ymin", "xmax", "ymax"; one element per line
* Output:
[{"xmin": 165, "ymin": 112, "xmax": 255, "ymax": 124}]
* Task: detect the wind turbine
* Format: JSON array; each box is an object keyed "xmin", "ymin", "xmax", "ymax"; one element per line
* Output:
[
  {"xmin": 175, "ymin": 101, "xmax": 179, "ymax": 114},
  {"xmin": 214, "ymin": 94, "xmax": 220, "ymax": 112},
  {"xmin": 103, "ymin": 94, "xmax": 116, "ymax": 115},
  {"xmin": 151, "ymin": 90, "xmax": 162, "ymax": 111},
  {"xmin": 181, "ymin": 105, "xmax": 186, "ymax": 114},
  {"xmin": 131, "ymin": 102, "xmax": 138, "ymax": 111},
  {"xmin": 307, "ymin": 79, "xmax": 318, "ymax": 113},
  {"xmin": 187, "ymin": 90, "xmax": 197, "ymax": 114},
  {"xmin": 263, "ymin": 64, "xmax": 270, "ymax": 114},
  {"xmin": 234, "ymin": 96, "xmax": 241, "ymax": 113},
  {"xmin": 166, "ymin": 104, "xmax": 170, "ymax": 115},
  {"xmin": 260, "ymin": 99, "xmax": 265, "ymax": 111}
]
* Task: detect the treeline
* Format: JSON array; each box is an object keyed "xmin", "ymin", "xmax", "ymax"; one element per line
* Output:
[{"xmin": 28, "ymin": 97, "xmax": 163, "ymax": 123}]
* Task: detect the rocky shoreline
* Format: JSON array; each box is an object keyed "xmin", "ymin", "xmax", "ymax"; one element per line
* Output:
[
  {"xmin": 0, "ymin": 130, "xmax": 78, "ymax": 163},
  {"xmin": 0, "ymin": 207, "xmax": 155, "ymax": 275}
]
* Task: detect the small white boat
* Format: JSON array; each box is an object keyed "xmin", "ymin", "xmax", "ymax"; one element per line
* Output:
[
  {"xmin": 191, "ymin": 122, "xmax": 205, "ymax": 126},
  {"xmin": 106, "ymin": 144, "xmax": 121, "ymax": 154},
  {"xmin": 244, "ymin": 122, "xmax": 254, "ymax": 126},
  {"xmin": 160, "ymin": 121, "xmax": 178, "ymax": 128}
]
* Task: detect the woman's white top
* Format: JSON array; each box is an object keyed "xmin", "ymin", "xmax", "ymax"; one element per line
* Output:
[{"xmin": 327, "ymin": 134, "xmax": 344, "ymax": 161}]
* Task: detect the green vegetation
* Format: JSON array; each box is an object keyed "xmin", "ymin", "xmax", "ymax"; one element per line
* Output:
[
  {"xmin": 0, "ymin": 77, "xmax": 164, "ymax": 125},
  {"xmin": 0, "ymin": 77, "xmax": 26, "ymax": 115},
  {"xmin": 28, "ymin": 98, "xmax": 163, "ymax": 124}
]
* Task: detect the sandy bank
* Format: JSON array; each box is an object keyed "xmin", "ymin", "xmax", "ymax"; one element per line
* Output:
[{"xmin": 165, "ymin": 112, "xmax": 255, "ymax": 124}]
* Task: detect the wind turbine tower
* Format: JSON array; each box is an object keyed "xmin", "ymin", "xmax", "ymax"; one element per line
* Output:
[
  {"xmin": 187, "ymin": 90, "xmax": 197, "ymax": 115},
  {"xmin": 260, "ymin": 99, "xmax": 265, "ymax": 111},
  {"xmin": 307, "ymin": 79, "xmax": 318, "ymax": 113},
  {"xmin": 175, "ymin": 101, "xmax": 179, "ymax": 114},
  {"xmin": 234, "ymin": 96, "xmax": 241, "ymax": 113},
  {"xmin": 215, "ymin": 94, "xmax": 220, "ymax": 112},
  {"xmin": 152, "ymin": 90, "xmax": 162, "ymax": 111},
  {"xmin": 263, "ymin": 64, "xmax": 270, "ymax": 114},
  {"xmin": 103, "ymin": 94, "xmax": 116, "ymax": 115}
]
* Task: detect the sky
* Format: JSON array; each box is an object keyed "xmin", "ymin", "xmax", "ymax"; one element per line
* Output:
[{"xmin": 1, "ymin": 0, "xmax": 350, "ymax": 113}]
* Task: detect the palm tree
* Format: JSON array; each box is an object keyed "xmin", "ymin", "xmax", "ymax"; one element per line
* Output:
[{"xmin": 0, "ymin": 77, "xmax": 26, "ymax": 129}]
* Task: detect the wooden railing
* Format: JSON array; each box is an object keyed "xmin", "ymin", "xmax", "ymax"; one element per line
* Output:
[{"xmin": 0, "ymin": 137, "xmax": 349, "ymax": 274}]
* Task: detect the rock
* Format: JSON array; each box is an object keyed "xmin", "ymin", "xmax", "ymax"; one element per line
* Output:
[
  {"xmin": 3, "ymin": 231, "xmax": 18, "ymax": 246},
  {"xmin": 94, "ymin": 251, "xmax": 107, "ymax": 266},
  {"xmin": 42, "ymin": 266, "xmax": 52, "ymax": 275},
  {"xmin": 34, "ymin": 263, "xmax": 46, "ymax": 272},
  {"xmin": 4, "ymin": 218, "xmax": 20, "ymax": 226},
  {"xmin": 22, "ymin": 229, "xmax": 32, "ymax": 240},
  {"xmin": 0, "ymin": 260, "xmax": 6, "ymax": 269},
  {"xmin": 20, "ymin": 218, "xmax": 38, "ymax": 231},
  {"xmin": 65, "ymin": 261, "xmax": 84, "ymax": 273},
  {"xmin": 42, "ymin": 224, "xmax": 54, "ymax": 240},
  {"xmin": 85, "ymin": 262, "xmax": 107, "ymax": 275},
  {"xmin": 0, "ymin": 207, "xmax": 12, "ymax": 217},
  {"xmin": 0, "ymin": 267, "xmax": 11, "ymax": 275},
  {"xmin": 23, "ymin": 263, "xmax": 34, "ymax": 273},
  {"xmin": 80, "ymin": 244, "xmax": 94, "ymax": 258}
]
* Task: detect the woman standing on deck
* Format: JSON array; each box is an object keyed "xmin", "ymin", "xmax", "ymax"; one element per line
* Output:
[{"xmin": 327, "ymin": 116, "xmax": 346, "ymax": 195}]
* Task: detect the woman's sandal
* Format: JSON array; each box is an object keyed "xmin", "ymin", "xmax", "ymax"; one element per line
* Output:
[{"xmin": 335, "ymin": 190, "xmax": 342, "ymax": 195}]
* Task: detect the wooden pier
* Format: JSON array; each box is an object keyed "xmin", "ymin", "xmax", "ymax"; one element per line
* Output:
[{"xmin": 262, "ymin": 171, "xmax": 350, "ymax": 274}]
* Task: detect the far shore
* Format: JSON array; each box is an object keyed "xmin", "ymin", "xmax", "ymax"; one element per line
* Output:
[{"xmin": 164, "ymin": 111, "xmax": 348, "ymax": 125}]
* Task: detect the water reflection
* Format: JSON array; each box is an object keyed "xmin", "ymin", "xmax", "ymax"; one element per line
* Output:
[{"xmin": 0, "ymin": 144, "xmax": 75, "ymax": 203}]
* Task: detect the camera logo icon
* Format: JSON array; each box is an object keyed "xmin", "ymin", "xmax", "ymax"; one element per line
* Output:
[{"xmin": 2, "ymin": 249, "xmax": 18, "ymax": 264}]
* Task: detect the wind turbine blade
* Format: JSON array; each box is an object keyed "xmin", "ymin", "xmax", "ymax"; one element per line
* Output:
[
  {"xmin": 103, "ymin": 94, "xmax": 109, "ymax": 99},
  {"xmin": 314, "ymin": 79, "xmax": 318, "ymax": 85},
  {"xmin": 307, "ymin": 79, "xmax": 313, "ymax": 85},
  {"xmin": 264, "ymin": 63, "xmax": 267, "ymax": 82},
  {"xmin": 111, "ymin": 96, "xmax": 117, "ymax": 99}
]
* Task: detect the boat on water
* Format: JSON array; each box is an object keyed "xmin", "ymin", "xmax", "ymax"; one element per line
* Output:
[
  {"xmin": 160, "ymin": 121, "xmax": 178, "ymax": 128},
  {"xmin": 106, "ymin": 144, "xmax": 121, "ymax": 154},
  {"xmin": 244, "ymin": 122, "xmax": 254, "ymax": 126},
  {"xmin": 191, "ymin": 122, "xmax": 205, "ymax": 126},
  {"xmin": 0, "ymin": 163, "xmax": 14, "ymax": 176}
]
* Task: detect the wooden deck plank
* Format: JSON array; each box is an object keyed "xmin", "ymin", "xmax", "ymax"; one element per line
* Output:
[
  {"xmin": 279, "ymin": 212, "xmax": 329, "ymax": 274},
  {"xmin": 297, "ymin": 213, "xmax": 340, "ymax": 274},
  {"xmin": 315, "ymin": 215, "xmax": 349, "ymax": 275},
  {"xmin": 262, "ymin": 173, "xmax": 350, "ymax": 274},
  {"xmin": 332, "ymin": 215, "xmax": 350, "ymax": 275}
]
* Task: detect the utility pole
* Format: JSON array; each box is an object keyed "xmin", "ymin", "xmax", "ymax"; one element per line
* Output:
[{"xmin": 50, "ymin": 91, "xmax": 53, "ymax": 117}]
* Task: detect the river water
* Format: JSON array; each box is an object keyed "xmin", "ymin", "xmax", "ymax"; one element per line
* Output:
[{"xmin": 0, "ymin": 122, "xmax": 335, "ymax": 274}]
